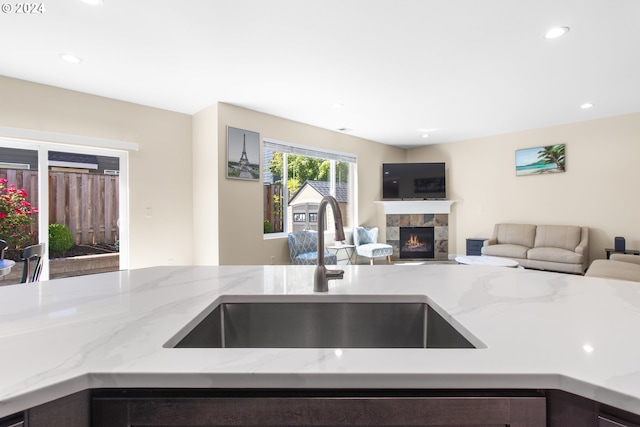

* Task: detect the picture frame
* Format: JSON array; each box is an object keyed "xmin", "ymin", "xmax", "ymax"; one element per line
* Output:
[
  {"xmin": 515, "ymin": 144, "xmax": 565, "ymax": 176},
  {"xmin": 227, "ymin": 126, "xmax": 260, "ymax": 180}
]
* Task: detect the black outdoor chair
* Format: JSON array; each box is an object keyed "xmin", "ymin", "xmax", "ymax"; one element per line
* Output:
[
  {"xmin": 0, "ymin": 239, "xmax": 7, "ymax": 260},
  {"xmin": 20, "ymin": 243, "xmax": 45, "ymax": 283}
]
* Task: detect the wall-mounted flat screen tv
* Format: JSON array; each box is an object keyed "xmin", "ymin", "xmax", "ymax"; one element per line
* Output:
[{"xmin": 382, "ymin": 162, "xmax": 446, "ymax": 199}]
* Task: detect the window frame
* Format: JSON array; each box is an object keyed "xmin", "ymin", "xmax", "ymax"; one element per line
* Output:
[
  {"xmin": 262, "ymin": 138, "xmax": 357, "ymax": 239},
  {"xmin": 0, "ymin": 137, "xmax": 131, "ymax": 280}
]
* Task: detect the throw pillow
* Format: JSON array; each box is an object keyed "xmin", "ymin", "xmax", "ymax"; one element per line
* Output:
[{"xmin": 357, "ymin": 227, "xmax": 378, "ymax": 245}]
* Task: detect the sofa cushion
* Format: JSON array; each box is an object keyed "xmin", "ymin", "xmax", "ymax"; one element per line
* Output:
[
  {"xmin": 482, "ymin": 243, "xmax": 529, "ymax": 259},
  {"xmin": 294, "ymin": 251, "xmax": 337, "ymax": 265},
  {"xmin": 356, "ymin": 243, "xmax": 393, "ymax": 258},
  {"xmin": 495, "ymin": 224, "xmax": 536, "ymax": 248},
  {"xmin": 527, "ymin": 247, "xmax": 583, "ymax": 264},
  {"xmin": 610, "ymin": 253, "xmax": 640, "ymax": 265},
  {"xmin": 534, "ymin": 225, "xmax": 581, "ymax": 251}
]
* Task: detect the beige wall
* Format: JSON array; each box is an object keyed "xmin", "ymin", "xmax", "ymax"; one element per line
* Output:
[
  {"xmin": 409, "ymin": 113, "xmax": 640, "ymax": 263},
  {"xmin": 192, "ymin": 104, "xmax": 219, "ymax": 265},
  {"xmin": 0, "ymin": 76, "xmax": 194, "ymax": 268},
  {"xmin": 216, "ymin": 103, "xmax": 405, "ymax": 265},
  {"xmin": 7, "ymin": 75, "xmax": 635, "ymax": 268}
]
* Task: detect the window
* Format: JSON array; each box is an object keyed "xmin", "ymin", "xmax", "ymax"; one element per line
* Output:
[{"xmin": 263, "ymin": 139, "xmax": 356, "ymax": 236}]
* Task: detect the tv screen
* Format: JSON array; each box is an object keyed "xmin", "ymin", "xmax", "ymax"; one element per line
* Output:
[{"xmin": 382, "ymin": 162, "xmax": 446, "ymax": 199}]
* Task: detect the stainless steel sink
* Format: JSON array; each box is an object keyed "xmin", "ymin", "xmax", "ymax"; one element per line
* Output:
[{"xmin": 166, "ymin": 296, "xmax": 481, "ymax": 349}]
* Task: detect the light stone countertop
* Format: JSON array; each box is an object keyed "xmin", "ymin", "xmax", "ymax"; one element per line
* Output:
[{"xmin": 1, "ymin": 264, "xmax": 639, "ymax": 417}]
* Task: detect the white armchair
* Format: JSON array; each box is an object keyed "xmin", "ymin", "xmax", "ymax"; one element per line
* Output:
[
  {"xmin": 352, "ymin": 226, "xmax": 393, "ymax": 265},
  {"xmin": 586, "ymin": 253, "xmax": 640, "ymax": 282}
]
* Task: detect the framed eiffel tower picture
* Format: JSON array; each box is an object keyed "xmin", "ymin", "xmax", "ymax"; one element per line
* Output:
[{"xmin": 227, "ymin": 126, "xmax": 260, "ymax": 180}]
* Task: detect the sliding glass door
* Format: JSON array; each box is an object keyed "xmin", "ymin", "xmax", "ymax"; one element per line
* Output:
[
  {"xmin": 0, "ymin": 138, "xmax": 128, "ymax": 285},
  {"xmin": 0, "ymin": 145, "xmax": 40, "ymax": 284}
]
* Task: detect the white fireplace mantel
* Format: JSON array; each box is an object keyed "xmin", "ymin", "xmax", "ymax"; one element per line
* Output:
[{"xmin": 376, "ymin": 200, "xmax": 457, "ymax": 215}]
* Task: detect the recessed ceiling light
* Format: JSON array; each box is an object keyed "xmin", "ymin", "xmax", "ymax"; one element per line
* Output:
[
  {"xmin": 60, "ymin": 54, "xmax": 82, "ymax": 64},
  {"xmin": 580, "ymin": 103, "xmax": 594, "ymax": 109},
  {"xmin": 82, "ymin": 0, "xmax": 103, "ymax": 5},
  {"xmin": 544, "ymin": 26, "xmax": 570, "ymax": 39},
  {"xmin": 421, "ymin": 134, "xmax": 430, "ymax": 138},
  {"xmin": 337, "ymin": 127, "xmax": 352, "ymax": 132},
  {"xmin": 332, "ymin": 103, "xmax": 344, "ymax": 109},
  {"xmin": 417, "ymin": 128, "xmax": 437, "ymax": 133}
]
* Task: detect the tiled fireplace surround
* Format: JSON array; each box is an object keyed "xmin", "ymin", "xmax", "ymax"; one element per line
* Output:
[
  {"xmin": 387, "ymin": 214, "xmax": 448, "ymax": 260},
  {"xmin": 379, "ymin": 201, "xmax": 454, "ymax": 261}
]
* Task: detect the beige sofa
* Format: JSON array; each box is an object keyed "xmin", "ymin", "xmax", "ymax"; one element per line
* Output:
[
  {"xmin": 586, "ymin": 254, "xmax": 640, "ymax": 282},
  {"xmin": 481, "ymin": 223, "xmax": 589, "ymax": 274}
]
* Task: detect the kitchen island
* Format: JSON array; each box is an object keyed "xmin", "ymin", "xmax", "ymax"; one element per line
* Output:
[{"xmin": 1, "ymin": 264, "xmax": 640, "ymax": 425}]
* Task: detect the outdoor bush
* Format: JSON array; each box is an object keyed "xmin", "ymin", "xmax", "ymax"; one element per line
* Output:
[
  {"xmin": 0, "ymin": 178, "xmax": 38, "ymax": 251},
  {"xmin": 49, "ymin": 223, "xmax": 74, "ymax": 252},
  {"xmin": 263, "ymin": 220, "xmax": 273, "ymax": 233}
]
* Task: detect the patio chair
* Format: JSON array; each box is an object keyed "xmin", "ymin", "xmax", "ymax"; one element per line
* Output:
[
  {"xmin": 20, "ymin": 243, "xmax": 45, "ymax": 283},
  {"xmin": 287, "ymin": 231, "xmax": 337, "ymax": 265},
  {"xmin": 0, "ymin": 239, "xmax": 7, "ymax": 260}
]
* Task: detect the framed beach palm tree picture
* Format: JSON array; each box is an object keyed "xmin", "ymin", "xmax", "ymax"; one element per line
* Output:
[{"xmin": 515, "ymin": 144, "xmax": 565, "ymax": 176}]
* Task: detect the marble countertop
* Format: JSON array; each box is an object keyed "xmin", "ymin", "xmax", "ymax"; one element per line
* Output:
[{"xmin": 1, "ymin": 264, "xmax": 640, "ymax": 417}]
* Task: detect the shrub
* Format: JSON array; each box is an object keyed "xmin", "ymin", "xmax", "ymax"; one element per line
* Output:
[
  {"xmin": 49, "ymin": 223, "xmax": 74, "ymax": 252},
  {"xmin": 0, "ymin": 178, "xmax": 38, "ymax": 251},
  {"xmin": 263, "ymin": 220, "xmax": 273, "ymax": 233}
]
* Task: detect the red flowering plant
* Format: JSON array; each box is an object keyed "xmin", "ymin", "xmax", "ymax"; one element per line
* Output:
[{"xmin": 0, "ymin": 178, "xmax": 38, "ymax": 253}]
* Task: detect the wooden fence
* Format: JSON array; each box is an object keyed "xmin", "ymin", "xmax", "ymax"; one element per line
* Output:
[
  {"xmin": 263, "ymin": 183, "xmax": 284, "ymax": 233},
  {"xmin": 0, "ymin": 169, "xmax": 119, "ymax": 245}
]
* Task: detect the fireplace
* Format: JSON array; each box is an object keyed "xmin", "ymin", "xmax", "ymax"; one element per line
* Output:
[
  {"xmin": 380, "ymin": 200, "xmax": 453, "ymax": 261},
  {"xmin": 399, "ymin": 226, "xmax": 434, "ymax": 259}
]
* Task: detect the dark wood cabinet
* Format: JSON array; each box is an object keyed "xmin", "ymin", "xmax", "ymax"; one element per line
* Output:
[
  {"xmin": 0, "ymin": 412, "xmax": 23, "ymax": 427},
  {"xmin": 92, "ymin": 389, "xmax": 545, "ymax": 426},
  {"xmin": 0, "ymin": 391, "xmax": 89, "ymax": 427},
  {"xmin": 9, "ymin": 387, "xmax": 640, "ymax": 426},
  {"xmin": 599, "ymin": 414, "xmax": 640, "ymax": 427},
  {"xmin": 546, "ymin": 390, "xmax": 640, "ymax": 427},
  {"xmin": 25, "ymin": 390, "xmax": 90, "ymax": 427}
]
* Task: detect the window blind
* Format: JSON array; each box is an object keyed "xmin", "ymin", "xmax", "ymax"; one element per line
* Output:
[{"xmin": 263, "ymin": 139, "xmax": 356, "ymax": 164}]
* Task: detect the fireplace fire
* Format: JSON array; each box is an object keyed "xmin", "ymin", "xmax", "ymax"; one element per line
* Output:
[
  {"xmin": 399, "ymin": 227, "xmax": 434, "ymax": 259},
  {"xmin": 405, "ymin": 234, "xmax": 427, "ymax": 251}
]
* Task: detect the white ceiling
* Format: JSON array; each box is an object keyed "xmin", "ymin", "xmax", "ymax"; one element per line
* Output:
[{"xmin": 1, "ymin": 0, "xmax": 639, "ymax": 148}]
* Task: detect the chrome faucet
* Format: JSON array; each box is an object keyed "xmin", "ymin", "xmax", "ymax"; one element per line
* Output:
[{"xmin": 314, "ymin": 195, "xmax": 346, "ymax": 292}]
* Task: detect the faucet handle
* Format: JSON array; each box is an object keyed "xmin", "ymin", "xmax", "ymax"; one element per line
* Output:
[{"xmin": 326, "ymin": 269, "xmax": 344, "ymax": 280}]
